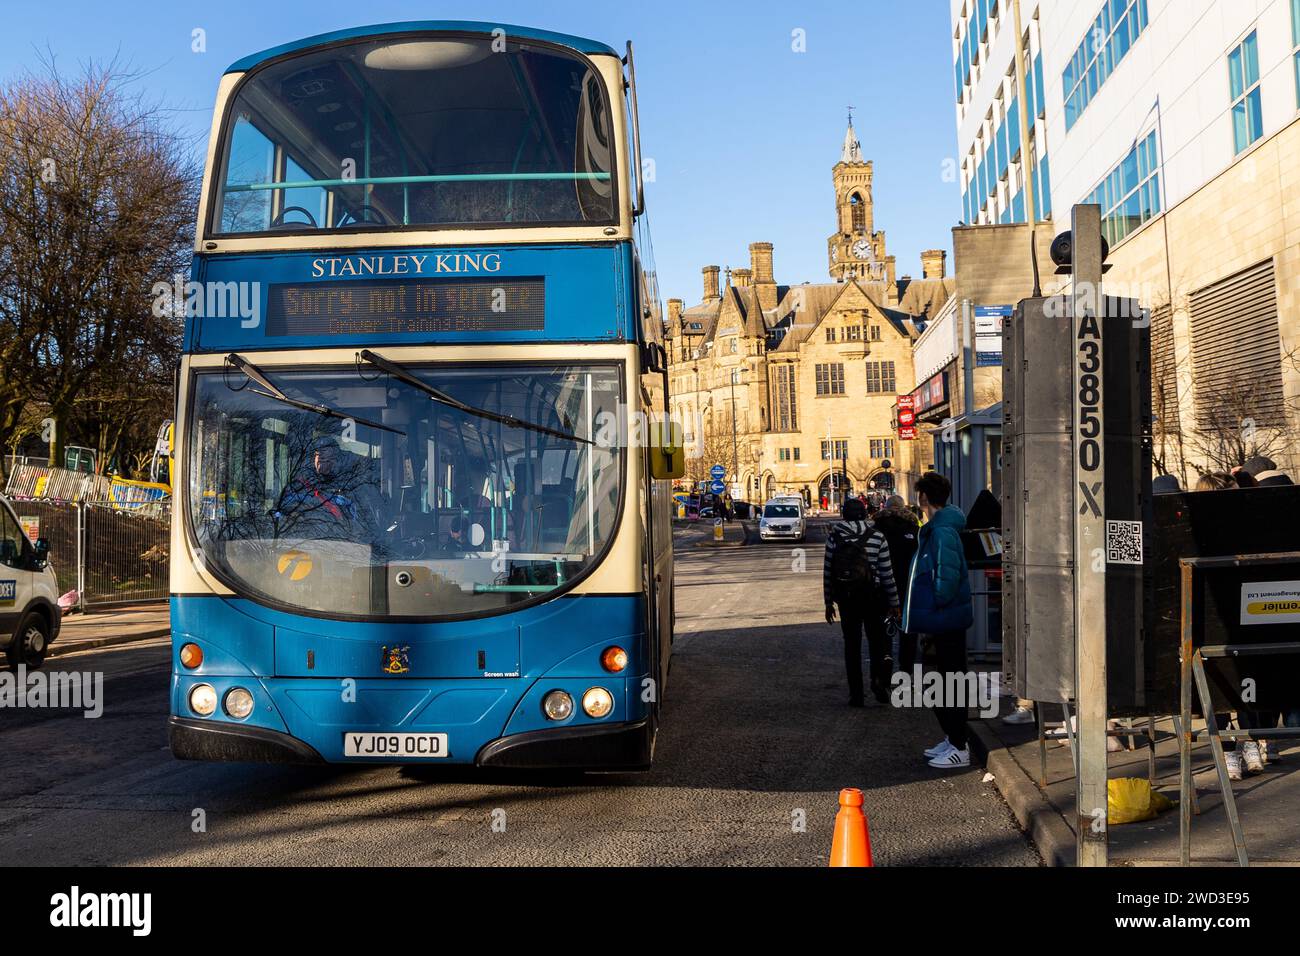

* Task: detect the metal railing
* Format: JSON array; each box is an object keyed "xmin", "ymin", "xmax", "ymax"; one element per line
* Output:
[
  {"xmin": 5, "ymin": 497, "xmax": 170, "ymax": 608},
  {"xmin": 4, "ymin": 463, "xmax": 113, "ymax": 502}
]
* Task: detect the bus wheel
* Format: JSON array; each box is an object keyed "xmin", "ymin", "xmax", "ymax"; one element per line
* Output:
[{"xmin": 12, "ymin": 615, "xmax": 49, "ymax": 668}]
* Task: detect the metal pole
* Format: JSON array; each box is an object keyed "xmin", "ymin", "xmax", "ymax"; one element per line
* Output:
[
  {"xmin": 75, "ymin": 501, "xmax": 85, "ymax": 610},
  {"xmin": 1071, "ymin": 204, "xmax": 1108, "ymax": 866},
  {"xmin": 1179, "ymin": 559, "xmax": 1193, "ymax": 866},
  {"xmin": 1012, "ymin": 0, "xmax": 1038, "ymax": 240}
]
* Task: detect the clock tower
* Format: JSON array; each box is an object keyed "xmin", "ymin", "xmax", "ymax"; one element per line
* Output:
[{"xmin": 827, "ymin": 115, "xmax": 892, "ymax": 286}]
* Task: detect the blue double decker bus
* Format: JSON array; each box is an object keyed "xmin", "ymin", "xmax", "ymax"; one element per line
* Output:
[{"xmin": 168, "ymin": 21, "xmax": 682, "ymax": 769}]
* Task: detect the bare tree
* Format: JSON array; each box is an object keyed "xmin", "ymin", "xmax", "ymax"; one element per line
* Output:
[
  {"xmin": 0, "ymin": 58, "xmax": 198, "ymax": 482},
  {"xmin": 1182, "ymin": 342, "xmax": 1300, "ymax": 476}
]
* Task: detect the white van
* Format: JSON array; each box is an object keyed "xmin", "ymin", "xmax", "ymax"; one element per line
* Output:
[
  {"xmin": 758, "ymin": 496, "xmax": 806, "ymax": 542},
  {"xmin": 0, "ymin": 494, "xmax": 61, "ymax": 666}
]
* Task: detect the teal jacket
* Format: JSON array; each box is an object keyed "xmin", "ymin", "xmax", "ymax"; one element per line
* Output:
[{"xmin": 902, "ymin": 504, "xmax": 973, "ymax": 633}]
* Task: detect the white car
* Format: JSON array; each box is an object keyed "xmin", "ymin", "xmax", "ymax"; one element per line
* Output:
[
  {"xmin": 758, "ymin": 500, "xmax": 806, "ymax": 542},
  {"xmin": 0, "ymin": 494, "xmax": 61, "ymax": 667}
]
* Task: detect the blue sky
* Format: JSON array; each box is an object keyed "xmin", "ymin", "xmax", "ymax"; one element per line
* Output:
[{"xmin": 1, "ymin": 0, "xmax": 960, "ymax": 305}]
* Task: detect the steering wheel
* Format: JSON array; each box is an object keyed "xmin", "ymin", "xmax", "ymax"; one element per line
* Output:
[
  {"xmin": 336, "ymin": 204, "xmax": 390, "ymax": 227},
  {"xmin": 270, "ymin": 205, "xmax": 318, "ymax": 229}
]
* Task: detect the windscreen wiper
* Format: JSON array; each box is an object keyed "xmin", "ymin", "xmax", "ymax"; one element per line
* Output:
[
  {"xmin": 224, "ymin": 353, "xmax": 404, "ymax": 436},
  {"xmin": 358, "ymin": 349, "xmax": 592, "ymax": 445}
]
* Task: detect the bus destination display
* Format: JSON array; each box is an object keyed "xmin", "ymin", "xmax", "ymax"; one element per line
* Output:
[{"xmin": 265, "ymin": 277, "xmax": 545, "ymax": 336}]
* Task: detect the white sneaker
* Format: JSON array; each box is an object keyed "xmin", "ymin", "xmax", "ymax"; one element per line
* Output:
[
  {"xmin": 1002, "ymin": 706, "xmax": 1035, "ymax": 725},
  {"xmin": 1241, "ymin": 741, "xmax": 1265, "ymax": 774},
  {"xmin": 1225, "ymin": 749, "xmax": 1244, "ymax": 781},
  {"xmin": 929, "ymin": 747, "xmax": 970, "ymax": 769},
  {"xmin": 924, "ymin": 737, "xmax": 955, "ymax": 759}
]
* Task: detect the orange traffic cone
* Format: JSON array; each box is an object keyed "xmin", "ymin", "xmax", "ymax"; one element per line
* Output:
[{"xmin": 829, "ymin": 787, "xmax": 873, "ymax": 867}]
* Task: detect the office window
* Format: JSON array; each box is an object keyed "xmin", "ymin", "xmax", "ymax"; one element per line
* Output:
[
  {"xmin": 870, "ymin": 324, "xmax": 882, "ymax": 341},
  {"xmin": 793, "ymin": 447, "xmax": 801, "ymax": 461},
  {"xmin": 821, "ymin": 439, "xmax": 848, "ymax": 461},
  {"xmin": 869, "ymin": 439, "xmax": 896, "ymax": 460},
  {"xmin": 825, "ymin": 326, "xmax": 837, "ymax": 343},
  {"xmin": 775, "ymin": 364, "xmax": 798, "ymax": 431},
  {"xmin": 1063, "ymin": 0, "xmax": 1148, "ymax": 130},
  {"xmin": 729, "ymin": 338, "xmax": 737, "ymax": 353},
  {"xmin": 844, "ymin": 324, "xmax": 861, "ymax": 341},
  {"xmin": 1229, "ymin": 31, "xmax": 1262, "ymax": 154},
  {"xmin": 815, "ymin": 363, "xmax": 845, "ymax": 396},
  {"xmin": 865, "ymin": 360, "xmax": 896, "ymax": 394},
  {"xmin": 1084, "ymin": 130, "xmax": 1160, "ymax": 247}
]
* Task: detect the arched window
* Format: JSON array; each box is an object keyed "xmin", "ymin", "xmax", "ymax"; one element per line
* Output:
[{"xmin": 850, "ymin": 193, "xmax": 866, "ymax": 232}]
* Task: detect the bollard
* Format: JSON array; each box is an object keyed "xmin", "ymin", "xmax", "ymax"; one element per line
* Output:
[
  {"xmin": 829, "ymin": 787, "xmax": 873, "ymax": 867},
  {"xmin": 713, "ymin": 518, "xmax": 723, "ymax": 541}
]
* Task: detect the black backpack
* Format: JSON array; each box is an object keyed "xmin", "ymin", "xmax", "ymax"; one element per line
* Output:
[{"xmin": 830, "ymin": 528, "xmax": 875, "ymax": 588}]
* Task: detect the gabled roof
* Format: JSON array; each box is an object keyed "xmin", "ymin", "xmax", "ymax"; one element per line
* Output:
[
  {"xmin": 770, "ymin": 283, "xmax": 849, "ymax": 353},
  {"xmin": 897, "ymin": 276, "xmax": 957, "ymax": 320},
  {"xmin": 769, "ymin": 279, "xmax": 927, "ymax": 354}
]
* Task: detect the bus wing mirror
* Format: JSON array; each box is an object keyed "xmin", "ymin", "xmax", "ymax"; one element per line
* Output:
[{"xmin": 650, "ymin": 420, "xmax": 685, "ymax": 480}]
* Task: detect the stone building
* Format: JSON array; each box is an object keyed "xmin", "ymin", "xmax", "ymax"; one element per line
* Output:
[{"xmin": 665, "ymin": 121, "xmax": 954, "ymax": 507}]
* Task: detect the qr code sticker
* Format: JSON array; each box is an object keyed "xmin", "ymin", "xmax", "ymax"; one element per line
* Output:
[{"xmin": 1106, "ymin": 520, "xmax": 1143, "ymax": 565}]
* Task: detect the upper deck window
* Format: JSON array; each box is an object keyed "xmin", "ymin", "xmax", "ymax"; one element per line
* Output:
[{"xmin": 212, "ymin": 35, "xmax": 616, "ymax": 235}]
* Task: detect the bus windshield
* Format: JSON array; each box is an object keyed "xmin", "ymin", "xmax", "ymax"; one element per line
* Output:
[
  {"xmin": 213, "ymin": 35, "xmax": 616, "ymax": 234},
  {"xmin": 188, "ymin": 363, "xmax": 622, "ymax": 618}
]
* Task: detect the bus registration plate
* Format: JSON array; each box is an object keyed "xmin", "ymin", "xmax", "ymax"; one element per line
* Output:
[{"xmin": 344, "ymin": 732, "xmax": 448, "ymax": 758}]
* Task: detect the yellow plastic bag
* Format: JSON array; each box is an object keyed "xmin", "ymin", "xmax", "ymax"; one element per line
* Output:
[{"xmin": 1107, "ymin": 777, "xmax": 1175, "ymax": 824}]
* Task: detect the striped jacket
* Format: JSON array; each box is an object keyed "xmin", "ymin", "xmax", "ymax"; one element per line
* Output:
[{"xmin": 822, "ymin": 519, "xmax": 899, "ymax": 609}]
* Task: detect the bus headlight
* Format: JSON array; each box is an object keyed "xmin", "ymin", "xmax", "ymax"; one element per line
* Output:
[
  {"xmin": 223, "ymin": 687, "xmax": 255, "ymax": 720},
  {"xmin": 189, "ymin": 683, "xmax": 218, "ymax": 717},
  {"xmin": 601, "ymin": 646, "xmax": 628, "ymax": 673},
  {"xmin": 542, "ymin": 690, "xmax": 574, "ymax": 721},
  {"xmin": 582, "ymin": 687, "xmax": 614, "ymax": 719}
]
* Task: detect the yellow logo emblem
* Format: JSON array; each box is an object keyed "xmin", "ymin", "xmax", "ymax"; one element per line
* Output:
[
  {"xmin": 277, "ymin": 550, "xmax": 313, "ymax": 581},
  {"xmin": 381, "ymin": 645, "xmax": 411, "ymax": 674}
]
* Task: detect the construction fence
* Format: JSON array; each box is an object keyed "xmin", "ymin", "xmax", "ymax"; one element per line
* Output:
[{"xmin": 5, "ymin": 497, "xmax": 170, "ymax": 608}]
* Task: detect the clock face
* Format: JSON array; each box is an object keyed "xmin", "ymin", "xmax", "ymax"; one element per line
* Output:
[{"xmin": 852, "ymin": 239, "xmax": 872, "ymax": 260}]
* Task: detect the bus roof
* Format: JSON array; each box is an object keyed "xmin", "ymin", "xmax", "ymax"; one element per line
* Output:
[{"xmin": 224, "ymin": 20, "xmax": 621, "ymax": 74}]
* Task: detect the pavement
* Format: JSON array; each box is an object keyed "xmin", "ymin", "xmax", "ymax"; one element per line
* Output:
[
  {"xmin": 49, "ymin": 604, "xmax": 170, "ymax": 658},
  {"xmin": 0, "ymin": 518, "xmax": 1039, "ymax": 866},
  {"xmin": 671, "ymin": 516, "xmax": 750, "ymax": 548},
  {"xmin": 970, "ymin": 706, "xmax": 1300, "ymax": 866}
]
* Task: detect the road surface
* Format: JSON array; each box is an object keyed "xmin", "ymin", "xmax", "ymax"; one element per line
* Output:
[{"xmin": 0, "ymin": 520, "xmax": 1038, "ymax": 866}]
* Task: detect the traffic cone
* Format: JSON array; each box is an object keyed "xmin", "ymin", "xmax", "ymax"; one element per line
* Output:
[{"xmin": 829, "ymin": 787, "xmax": 873, "ymax": 867}]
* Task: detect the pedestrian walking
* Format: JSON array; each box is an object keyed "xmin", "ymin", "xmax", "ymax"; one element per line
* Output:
[
  {"xmin": 823, "ymin": 497, "xmax": 900, "ymax": 706},
  {"xmin": 903, "ymin": 472, "xmax": 975, "ymax": 769}
]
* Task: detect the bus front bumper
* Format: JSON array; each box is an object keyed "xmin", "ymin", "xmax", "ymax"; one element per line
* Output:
[{"xmin": 168, "ymin": 714, "xmax": 653, "ymax": 770}]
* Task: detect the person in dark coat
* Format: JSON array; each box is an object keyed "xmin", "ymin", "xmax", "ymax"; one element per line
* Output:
[
  {"xmin": 823, "ymin": 497, "xmax": 900, "ymax": 705},
  {"xmin": 874, "ymin": 494, "xmax": 920, "ymax": 673}
]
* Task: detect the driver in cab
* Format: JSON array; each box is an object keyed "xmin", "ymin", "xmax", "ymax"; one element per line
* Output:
[{"xmin": 276, "ymin": 441, "xmax": 370, "ymax": 537}]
